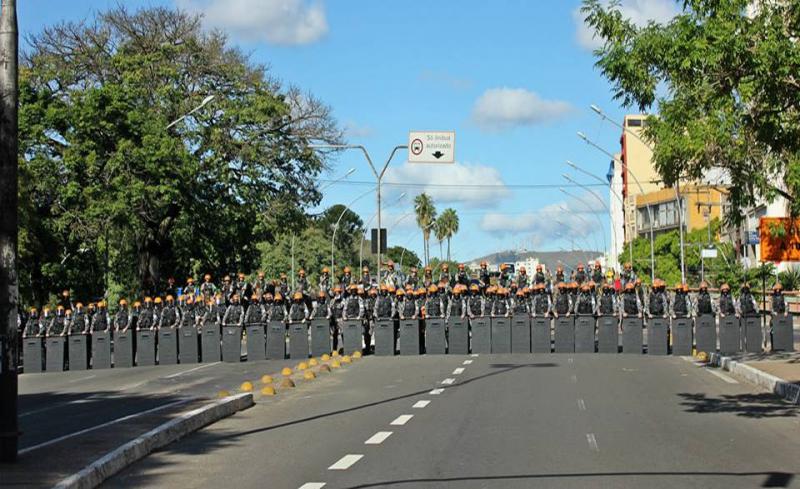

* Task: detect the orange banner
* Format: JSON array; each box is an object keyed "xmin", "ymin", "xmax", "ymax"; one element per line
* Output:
[{"xmin": 759, "ymin": 217, "xmax": 800, "ymax": 262}]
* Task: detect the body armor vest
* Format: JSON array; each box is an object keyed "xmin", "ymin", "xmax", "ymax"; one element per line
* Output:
[
  {"xmin": 576, "ymin": 294, "xmax": 594, "ymax": 315},
  {"xmin": 92, "ymin": 310, "xmax": 109, "ymax": 331},
  {"xmin": 375, "ymin": 297, "xmax": 393, "ymax": 318},
  {"xmin": 180, "ymin": 307, "xmax": 195, "ymax": 327},
  {"xmin": 115, "ymin": 311, "xmax": 129, "ymax": 329},
  {"xmin": 512, "ymin": 300, "xmax": 527, "ymax": 314},
  {"xmin": 70, "ymin": 312, "xmax": 86, "ymax": 334},
  {"xmin": 649, "ymin": 293, "xmax": 665, "ymax": 316},
  {"xmin": 401, "ymin": 299, "xmax": 416, "ymax": 317},
  {"xmin": 740, "ymin": 292, "xmax": 756, "ymax": 316},
  {"xmin": 673, "ymin": 293, "xmax": 688, "ymax": 316},
  {"xmin": 51, "ymin": 316, "xmax": 66, "ymax": 335},
  {"xmin": 425, "ymin": 298, "xmax": 442, "ymax": 317},
  {"xmin": 468, "ymin": 297, "xmax": 483, "ymax": 316},
  {"xmin": 244, "ymin": 305, "xmax": 262, "ymax": 325},
  {"xmin": 289, "ymin": 303, "xmax": 306, "ymax": 322},
  {"xmin": 450, "ymin": 298, "xmax": 464, "ymax": 317},
  {"xmin": 772, "ymin": 294, "xmax": 786, "ymax": 314},
  {"xmin": 623, "ymin": 293, "xmax": 639, "ymax": 315},
  {"xmin": 575, "ymin": 271, "xmax": 587, "ymax": 284},
  {"xmin": 719, "ymin": 294, "xmax": 735, "ymax": 315},
  {"xmin": 494, "ymin": 299, "xmax": 508, "ymax": 316},
  {"xmin": 533, "ymin": 295, "xmax": 549, "ymax": 314},
  {"xmin": 599, "ymin": 293, "xmax": 615, "ymax": 315},
  {"xmin": 330, "ymin": 300, "xmax": 343, "ymax": 319},
  {"xmin": 697, "ymin": 292, "xmax": 713, "ymax": 315},
  {"xmin": 271, "ymin": 304, "xmax": 287, "ymax": 321},
  {"xmin": 138, "ymin": 310, "xmax": 154, "ymax": 329},
  {"xmin": 344, "ymin": 298, "xmax": 360, "ymax": 317},
  {"xmin": 555, "ymin": 294, "xmax": 570, "ymax": 315},
  {"xmin": 161, "ymin": 306, "xmax": 178, "ymax": 327}
]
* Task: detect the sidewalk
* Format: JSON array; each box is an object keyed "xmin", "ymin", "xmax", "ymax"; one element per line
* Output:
[{"xmin": 708, "ymin": 351, "xmax": 800, "ymax": 405}]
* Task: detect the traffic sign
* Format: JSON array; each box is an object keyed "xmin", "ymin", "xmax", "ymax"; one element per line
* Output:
[
  {"xmin": 408, "ymin": 131, "xmax": 455, "ymax": 163},
  {"xmin": 701, "ymin": 248, "xmax": 718, "ymax": 259}
]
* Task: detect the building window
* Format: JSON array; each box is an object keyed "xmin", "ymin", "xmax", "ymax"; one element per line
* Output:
[
  {"xmin": 627, "ymin": 118, "xmax": 644, "ymax": 127},
  {"xmin": 637, "ymin": 198, "xmax": 682, "ymax": 232}
]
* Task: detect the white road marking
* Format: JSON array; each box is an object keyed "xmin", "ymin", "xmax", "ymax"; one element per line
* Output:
[
  {"xmin": 413, "ymin": 400, "xmax": 431, "ymax": 409},
  {"xmin": 452, "ymin": 367, "xmax": 465, "ymax": 375},
  {"xmin": 119, "ymin": 380, "xmax": 148, "ymax": 391},
  {"xmin": 441, "ymin": 378, "xmax": 455, "ymax": 385},
  {"xmin": 67, "ymin": 374, "xmax": 96, "ymax": 384},
  {"xmin": 430, "ymin": 388, "xmax": 444, "ymax": 395},
  {"xmin": 364, "ymin": 431, "xmax": 393, "ymax": 445},
  {"xmin": 20, "ymin": 397, "xmax": 97, "ymax": 417},
  {"xmin": 163, "ymin": 362, "xmax": 219, "ymax": 379},
  {"xmin": 390, "ymin": 414, "xmax": 414, "ymax": 426},
  {"xmin": 570, "ymin": 374, "xmax": 577, "ymax": 383},
  {"xmin": 586, "ymin": 433, "xmax": 599, "ymax": 451},
  {"xmin": 578, "ymin": 399, "xmax": 586, "ymax": 411},
  {"xmin": 328, "ymin": 454, "xmax": 363, "ymax": 470},
  {"xmin": 19, "ymin": 398, "xmax": 195, "ymax": 454},
  {"xmin": 298, "ymin": 484, "xmax": 326, "ymax": 489},
  {"xmin": 463, "ymin": 360, "xmax": 473, "ymax": 365},
  {"xmin": 470, "ymin": 354, "xmax": 479, "ymax": 357},
  {"xmin": 704, "ymin": 367, "xmax": 739, "ymax": 384}
]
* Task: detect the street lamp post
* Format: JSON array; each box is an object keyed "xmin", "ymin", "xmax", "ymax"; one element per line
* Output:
[
  {"xmin": 331, "ymin": 187, "xmax": 376, "ymax": 277},
  {"xmin": 558, "ymin": 187, "xmax": 609, "ymax": 261},
  {"xmin": 359, "ymin": 193, "xmax": 407, "ymax": 273},
  {"xmin": 590, "ymin": 104, "xmax": 687, "ymax": 283},
  {"xmin": 578, "ymin": 131, "xmax": 656, "ymax": 282},
  {"xmin": 310, "ymin": 144, "xmax": 408, "ymax": 284}
]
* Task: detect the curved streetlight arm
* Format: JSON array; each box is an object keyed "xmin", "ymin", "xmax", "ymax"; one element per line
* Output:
[
  {"xmin": 167, "ymin": 94, "xmax": 215, "ymax": 129},
  {"xmin": 358, "ymin": 193, "xmax": 407, "ymax": 272},
  {"xmin": 331, "ymin": 187, "xmax": 376, "ymax": 276},
  {"xmin": 559, "ymin": 188, "xmax": 608, "ymax": 258}
]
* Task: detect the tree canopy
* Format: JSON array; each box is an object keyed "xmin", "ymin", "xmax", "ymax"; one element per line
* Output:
[{"xmin": 19, "ymin": 5, "xmax": 341, "ymax": 305}]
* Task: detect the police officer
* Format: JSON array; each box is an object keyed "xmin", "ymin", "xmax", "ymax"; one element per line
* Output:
[
  {"xmin": 329, "ymin": 287, "xmax": 344, "ymax": 350},
  {"xmin": 498, "ymin": 265, "xmax": 511, "ymax": 288},
  {"xmin": 647, "ymin": 279, "xmax": 669, "ymax": 319},
  {"xmin": 422, "ymin": 266, "xmax": 434, "ymax": 288},
  {"xmin": 592, "ymin": 261, "xmax": 604, "ymax": 285},
  {"xmin": 252, "ymin": 271, "xmax": 268, "ymax": 297},
  {"xmin": 92, "ymin": 301, "xmax": 110, "ymax": 332},
  {"xmin": 220, "ymin": 275, "xmax": 234, "ymax": 303},
  {"xmin": 360, "ymin": 266, "xmax": 372, "ymax": 289},
  {"xmin": 554, "ymin": 266, "xmax": 566, "ymax": 286},
  {"xmin": 467, "ymin": 284, "xmax": 485, "ymax": 319},
  {"xmin": 718, "ymin": 283, "xmax": 736, "ymax": 317},
  {"xmin": 574, "ymin": 284, "xmax": 597, "ymax": 316},
  {"xmin": 533, "ymin": 264, "xmax": 547, "ymax": 287},
  {"xmin": 397, "ymin": 288, "xmax": 418, "ymax": 320},
  {"xmin": 269, "ymin": 293, "xmax": 288, "ymax": 322},
  {"xmin": 574, "ymin": 263, "xmax": 587, "ymax": 285},
  {"xmin": 484, "ymin": 286, "xmax": 497, "ymax": 316},
  {"xmin": 383, "ymin": 261, "xmax": 399, "ymax": 289},
  {"xmin": 405, "ymin": 266, "xmax": 419, "ymax": 289},
  {"xmin": 234, "ymin": 273, "xmax": 252, "ymax": 305},
  {"xmin": 160, "ymin": 295, "xmax": 180, "ymax": 329},
  {"xmin": 69, "ymin": 303, "xmax": 89, "ymax": 335},
  {"xmin": 620, "ymin": 282, "xmax": 643, "ymax": 319},
  {"xmin": 516, "ymin": 267, "xmax": 529, "ymax": 288},
  {"xmin": 319, "ymin": 267, "xmax": 332, "ymax": 297},
  {"xmin": 552, "ymin": 283, "xmax": 573, "ymax": 319},
  {"xmin": 48, "ymin": 305, "xmax": 68, "ymax": 337},
  {"xmin": 373, "ymin": 285, "xmax": 395, "ymax": 320},
  {"xmin": 736, "ymin": 283, "xmax": 759, "ymax": 319},
  {"xmin": 478, "ymin": 261, "xmax": 491, "ymax": 290},
  {"xmin": 288, "ymin": 292, "xmax": 309, "ymax": 323},
  {"xmin": 310, "ymin": 290, "xmax": 331, "ymax": 321},
  {"xmin": 770, "ymin": 283, "xmax": 788, "ymax": 317},
  {"xmin": 671, "ymin": 283, "xmax": 692, "ymax": 319},
  {"xmin": 153, "ymin": 297, "xmax": 165, "ymax": 327},
  {"xmin": 184, "ymin": 277, "xmax": 198, "ymax": 298},
  {"xmin": 342, "ymin": 285, "xmax": 365, "ymax": 321},
  {"xmin": 114, "ymin": 299, "xmax": 131, "ymax": 332},
  {"xmin": 512, "ymin": 289, "xmax": 529, "ymax": 315},
  {"xmin": 277, "ymin": 273, "xmax": 290, "ymax": 298},
  {"xmin": 447, "ymin": 285, "xmax": 467, "ymax": 321},
  {"xmin": 179, "ymin": 295, "xmax": 198, "ymax": 329},
  {"xmin": 455, "ymin": 264, "xmax": 469, "ymax": 287},
  {"xmin": 58, "ymin": 289, "xmax": 74, "ymax": 312},
  {"xmin": 438, "ymin": 264, "xmax": 452, "ymax": 288},
  {"xmin": 200, "ymin": 274, "xmax": 216, "ymax": 300},
  {"xmin": 340, "ymin": 267, "xmax": 353, "ymax": 289},
  {"xmin": 139, "ymin": 298, "xmax": 156, "ymax": 331},
  {"xmin": 23, "ymin": 308, "xmax": 42, "ymax": 337},
  {"xmin": 245, "ymin": 293, "xmax": 265, "ymax": 328},
  {"xmin": 164, "ymin": 277, "xmax": 178, "ymax": 299},
  {"xmin": 424, "ymin": 285, "xmax": 445, "ymax": 318},
  {"xmin": 620, "ymin": 262, "xmax": 636, "ymax": 288},
  {"xmin": 598, "ymin": 283, "xmax": 617, "ymax": 316},
  {"xmin": 531, "ymin": 284, "xmax": 551, "ymax": 317},
  {"xmin": 492, "ymin": 287, "xmax": 510, "ymax": 317}
]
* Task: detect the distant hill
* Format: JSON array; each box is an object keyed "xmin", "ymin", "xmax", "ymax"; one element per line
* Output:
[{"xmin": 467, "ymin": 249, "xmax": 604, "ymax": 272}]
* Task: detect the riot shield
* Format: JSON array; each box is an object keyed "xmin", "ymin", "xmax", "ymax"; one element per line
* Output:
[
  {"xmin": 554, "ymin": 317, "xmax": 575, "ymax": 353},
  {"xmin": 447, "ymin": 318, "xmax": 469, "ymax": 355},
  {"xmin": 114, "ymin": 330, "xmax": 134, "ymax": 368},
  {"xmin": 574, "ymin": 316, "xmax": 595, "ymax": 353},
  {"xmin": 341, "ymin": 320, "xmax": 363, "ymax": 356},
  {"xmin": 470, "ymin": 317, "xmax": 491, "ymax": 354},
  {"xmin": 374, "ymin": 319, "xmax": 395, "ymax": 356},
  {"xmin": 68, "ymin": 334, "xmax": 89, "ymax": 370},
  {"xmin": 310, "ymin": 319, "xmax": 332, "ymax": 357},
  {"xmin": 179, "ymin": 326, "xmax": 199, "ymax": 364},
  {"xmin": 399, "ymin": 319, "xmax": 420, "ymax": 355},
  {"xmin": 532, "ymin": 317, "xmax": 551, "ymax": 353},
  {"xmin": 597, "ymin": 316, "xmax": 618, "ymax": 353},
  {"xmin": 771, "ymin": 315, "xmax": 794, "ymax": 352},
  {"xmin": 426, "ymin": 317, "xmax": 447, "ymax": 354},
  {"xmin": 671, "ymin": 318, "xmax": 692, "ymax": 356},
  {"xmin": 137, "ymin": 330, "xmax": 157, "ymax": 366},
  {"xmin": 491, "ymin": 317, "xmax": 511, "ymax": 353},
  {"xmin": 23, "ymin": 337, "xmax": 44, "ymax": 373},
  {"xmin": 695, "ymin": 315, "xmax": 716, "ymax": 354},
  {"xmin": 266, "ymin": 321, "xmax": 286, "ymax": 360},
  {"xmin": 222, "ymin": 326, "xmax": 242, "ymax": 362},
  {"xmin": 718, "ymin": 316, "xmax": 740, "ymax": 355},
  {"xmin": 92, "ymin": 331, "xmax": 112, "ymax": 369},
  {"xmin": 289, "ymin": 322, "xmax": 309, "ymax": 359},
  {"xmin": 45, "ymin": 337, "xmax": 65, "ymax": 372},
  {"xmin": 647, "ymin": 317, "xmax": 669, "ymax": 356},
  {"xmin": 246, "ymin": 325, "xmax": 266, "ymax": 361},
  {"xmin": 742, "ymin": 316, "xmax": 762, "ymax": 353},
  {"xmin": 201, "ymin": 325, "xmax": 221, "ymax": 363},
  {"xmin": 158, "ymin": 327, "xmax": 179, "ymax": 365},
  {"xmin": 511, "ymin": 315, "xmax": 531, "ymax": 354},
  {"xmin": 621, "ymin": 317, "xmax": 643, "ymax": 354}
]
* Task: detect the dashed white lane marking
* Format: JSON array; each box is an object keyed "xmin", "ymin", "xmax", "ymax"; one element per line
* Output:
[
  {"xmin": 164, "ymin": 362, "xmax": 219, "ymax": 378},
  {"xmin": 390, "ymin": 414, "xmax": 414, "ymax": 426},
  {"xmin": 441, "ymin": 378, "xmax": 455, "ymax": 385},
  {"xmin": 453, "ymin": 367, "xmax": 465, "ymax": 375},
  {"xmin": 704, "ymin": 367, "xmax": 739, "ymax": 384},
  {"xmin": 463, "ymin": 360, "xmax": 473, "ymax": 365},
  {"xmin": 67, "ymin": 374, "xmax": 96, "ymax": 383},
  {"xmin": 570, "ymin": 374, "xmax": 578, "ymax": 383},
  {"xmin": 298, "ymin": 483, "xmax": 326, "ymax": 489},
  {"xmin": 328, "ymin": 454, "xmax": 364, "ymax": 470},
  {"xmin": 586, "ymin": 433, "xmax": 599, "ymax": 451},
  {"xmin": 364, "ymin": 432, "xmax": 393, "ymax": 445},
  {"xmin": 430, "ymin": 388, "xmax": 445, "ymax": 395},
  {"xmin": 413, "ymin": 400, "xmax": 431, "ymax": 409},
  {"xmin": 470, "ymin": 354, "xmax": 479, "ymax": 357},
  {"xmin": 578, "ymin": 399, "xmax": 586, "ymax": 411}
]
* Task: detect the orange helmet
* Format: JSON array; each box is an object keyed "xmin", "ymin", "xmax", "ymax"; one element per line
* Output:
[
  {"xmin": 274, "ymin": 293, "xmax": 283, "ymax": 301},
  {"xmin": 396, "ymin": 289, "xmax": 405, "ymax": 297},
  {"xmin": 343, "ymin": 266, "xmax": 351, "ymax": 273},
  {"xmin": 119, "ymin": 299, "xmax": 128, "ymax": 306},
  {"xmin": 773, "ymin": 283, "xmax": 783, "ymax": 291},
  {"xmin": 720, "ymin": 283, "xmax": 731, "ymax": 292},
  {"xmin": 458, "ymin": 263, "xmax": 465, "ymax": 270},
  {"xmin": 292, "ymin": 292, "xmax": 303, "ymax": 300},
  {"xmin": 321, "ymin": 267, "xmax": 329, "ymax": 274},
  {"xmin": 166, "ymin": 295, "xmax": 174, "ymax": 302},
  {"xmin": 318, "ymin": 290, "xmax": 327, "ymax": 299},
  {"xmin": 428, "ymin": 285, "xmax": 438, "ymax": 293},
  {"xmin": 470, "ymin": 284, "xmax": 479, "ymax": 292},
  {"xmin": 536, "ymin": 264, "xmax": 542, "ymax": 271},
  {"xmin": 625, "ymin": 282, "xmax": 635, "ymax": 291},
  {"xmin": 299, "ymin": 269, "xmax": 306, "ymax": 276},
  {"xmin": 154, "ymin": 297, "xmax": 163, "ymax": 304}
]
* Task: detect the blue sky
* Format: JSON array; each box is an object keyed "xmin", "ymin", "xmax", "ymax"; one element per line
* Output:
[{"xmin": 22, "ymin": 0, "xmax": 679, "ymax": 262}]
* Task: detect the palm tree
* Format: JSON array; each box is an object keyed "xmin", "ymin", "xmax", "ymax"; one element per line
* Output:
[
  {"xmin": 434, "ymin": 216, "xmax": 446, "ymax": 261},
  {"xmin": 414, "ymin": 193, "xmax": 436, "ymax": 265},
  {"xmin": 439, "ymin": 208, "xmax": 460, "ymax": 261}
]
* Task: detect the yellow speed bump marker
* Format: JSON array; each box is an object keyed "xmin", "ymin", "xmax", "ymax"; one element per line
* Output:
[
  {"xmin": 352, "ymin": 351, "xmax": 362, "ymax": 359},
  {"xmin": 217, "ymin": 390, "xmax": 231, "ymax": 399},
  {"xmin": 261, "ymin": 386, "xmax": 276, "ymax": 396},
  {"xmin": 240, "ymin": 381, "xmax": 254, "ymax": 392},
  {"xmin": 281, "ymin": 367, "xmax": 293, "ymax": 376},
  {"xmin": 341, "ymin": 355, "xmax": 352, "ymax": 364},
  {"xmin": 303, "ymin": 371, "xmax": 316, "ymax": 380},
  {"xmin": 332, "ymin": 351, "xmax": 340, "ymax": 357},
  {"xmin": 318, "ymin": 364, "xmax": 331, "ymax": 373},
  {"xmin": 261, "ymin": 375, "xmax": 274, "ymax": 384},
  {"xmin": 321, "ymin": 354, "xmax": 330, "ymax": 361},
  {"xmin": 296, "ymin": 362, "xmax": 309, "ymax": 371},
  {"xmin": 280, "ymin": 378, "xmax": 296, "ymax": 388},
  {"xmin": 309, "ymin": 358, "xmax": 319, "ymax": 366},
  {"xmin": 696, "ymin": 351, "xmax": 709, "ymax": 363},
  {"xmin": 330, "ymin": 359, "xmax": 341, "ymax": 369}
]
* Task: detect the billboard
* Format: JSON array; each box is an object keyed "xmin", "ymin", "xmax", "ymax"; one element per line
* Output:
[{"xmin": 759, "ymin": 217, "xmax": 800, "ymax": 262}]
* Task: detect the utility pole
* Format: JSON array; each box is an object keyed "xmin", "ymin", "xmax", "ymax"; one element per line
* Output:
[{"xmin": 0, "ymin": 0, "xmax": 18, "ymax": 463}]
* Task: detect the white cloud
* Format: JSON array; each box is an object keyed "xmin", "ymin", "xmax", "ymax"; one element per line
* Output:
[
  {"xmin": 177, "ymin": 0, "xmax": 328, "ymax": 45},
  {"xmin": 470, "ymin": 88, "xmax": 573, "ymax": 132},
  {"xmin": 574, "ymin": 0, "xmax": 678, "ymax": 50},
  {"xmin": 479, "ymin": 197, "xmax": 602, "ymax": 240},
  {"xmin": 384, "ymin": 162, "xmax": 510, "ymax": 209},
  {"xmin": 343, "ymin": 120, "xmax": 374, "ymax": 139}
]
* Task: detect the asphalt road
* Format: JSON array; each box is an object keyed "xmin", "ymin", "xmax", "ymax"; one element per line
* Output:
[{"xmin": 103, "ymin": 354, "xmax": 800, "ymax": 489}]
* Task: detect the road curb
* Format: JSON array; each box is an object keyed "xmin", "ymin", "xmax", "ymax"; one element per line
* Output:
[
  {"xmin": 52, "ymin": 393, "xmax": 254, "ymax": 489},
  {"xmin": 708, "ymin": 353, "xmax": 800, "ymax": 405}
]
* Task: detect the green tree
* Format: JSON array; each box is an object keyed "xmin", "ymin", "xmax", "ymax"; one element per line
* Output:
[
  {"xmin": 438, "ymin": 208, "xmax": 459, "ymax": 262},
  {"xmin": 313, "ymin": 204, "xmax": 364, "ymax": 254},
  {"xmin": 582, "ymin": 0, "xmax": 800, "ymax": 221},
  {"xmin": 18, "ymin": 6, "xmax": 341, "ymax": 304},
  {"xmin": 413, "ymin": 193, "xmax": 436, "ymax": 266},
  {"xmin": 385, "ymin": 245, "xmax": 421, "ymax": 270},
  {"xmin": 258, "ymin": 227, "xmax": 353, "ymax": 289}
]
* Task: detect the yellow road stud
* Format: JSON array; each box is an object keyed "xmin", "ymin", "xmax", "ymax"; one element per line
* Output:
[
  {"xmin": 280, "ymin": 378, "xmax": 296, "ymax": 388},
  {"xmin": 303, "ymin": 371, "xmax": 316, "ymax": 380},
  {"xmin": 240, "ymin": 381, "xmax": 254, "ymax": 392},
  {"xmin": 261, "ymin": 386, "xmax": 276, "ymax": 396},
  {"xmin": 281, "ymin": 367, "xmax": 293, "ymax": 376},
  {"xmin": 261, "ymin": 375, "xmax": 274, "ymax": 384}
]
